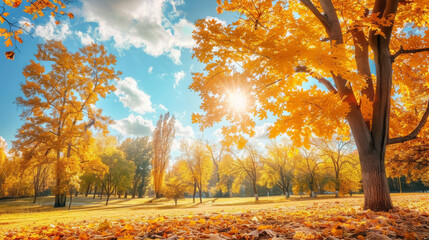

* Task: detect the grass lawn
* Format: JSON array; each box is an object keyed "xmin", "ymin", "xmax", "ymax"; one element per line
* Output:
[{"xmin": 0, "ymin": 193, "xmax": 427, "ymax": 239}]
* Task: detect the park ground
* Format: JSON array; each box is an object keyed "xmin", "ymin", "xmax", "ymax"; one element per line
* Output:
[{"xmin": 0, "ymin": 193, "xmax": 428, "ymax": 239}]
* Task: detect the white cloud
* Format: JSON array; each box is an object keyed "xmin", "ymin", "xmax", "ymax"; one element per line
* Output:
[
  {"xmin": 115, "ymin": 77, "xmax": 154, "ymax": 115},
  {"xmin": 173, "ymin": 71, "xmax": 185, "ymax": 88},
  {"xmin": 254, "ymin": 122, "xmax": 273, "ymax": 139},
  {"xmin": 148, "ymin": 66, "xmax": 153, "ymax": 74},
  {"xmin": 76, "ymin": 27, "xmax": 95, "ymax": 45},
  {"xmin": 205, "ymin": 16, "xmax": 227, "ymax": 27},
  {"xmin": 112, "ymin": 114, "xmax": 154, "ymax": 137},
  {"xmin": 171, "ymin": 119, "xmax": 195, "ymax": 153},
  {"xmin": 172, "ymin": 19, "xmax": 195, "ymax": 49},
  {"xmin": 169, "ymin": 48, "xmax": 182, "ymax": 65},
  {"xmin": 33, "ymin": 16, "xmax": 72, "ymax": 41},
  {"xmin": 81, "ymin": 0, "xmax": 195, "ymax": 64},
  {"xmin": 175, "ymin": 119, "xmax": 194, "ymax": 138},
  {"xmin": 159, "ymin": 104, "xmax": 168, "ymax": 111}
]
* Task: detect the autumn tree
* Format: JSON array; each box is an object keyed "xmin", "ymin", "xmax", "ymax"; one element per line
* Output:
[
  {"xmin": 14, "ymin": 41, "xmax": 119, "ymax": 207},
  {"xmin": 179, "ymin": 140, "xmax": 213, "ymax": 203},
  {"xmin": 120, "ymin": 137, "xmax": 152, "ymax": 198},
  {"xmin": 191, "ymin": 0, "xmax": 429, "ymax": 211},
  {"xmin": 217, "ymin": 153, "xmax": 239, "ymax": 197},
  {"xmin": 386, "ymin": 133, "xmax": 429, "ymax": 184},
  {"xmin": 164, "ymin": 163, "xmax": 188, "ymax": 206},
  {"xmin": 0, "ymin": 137, "xmax": 8, "ymax": 191},
  {"xmin": 312, "ymin": 137, "xmax": 360, "ymax": 197},
  {"xmin": 100, "ymin": 148, "xmax": 135, "ymax": 205},
  {"xmin": 204, "ymin": 141, "xmax": 226, "ymax": 195},
  {"xmin": 294, "ymin": 149, "xmax": 321, "ymax": 197},
  {"xmin": 0, "ymin": 0, "xmax": 74, "ymax": 60},
  {"xmin": 229, "ymin": 144, "xmax": 262, "ymax": 201},
  {"xmin": 0, "ymin": 152, "xmax": 33, "ymax": 198},
  {"xmin": 260, "ymin": 140, "xmax": 296, "ymax": 198},
  {"xmin": 152, "ymin": 113, "xmax": 175, "ymax": 198}
]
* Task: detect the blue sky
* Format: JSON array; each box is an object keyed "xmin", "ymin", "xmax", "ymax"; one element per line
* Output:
[{"xmin": 0, "ymin": 0, "xmax": 272, "ymax": 154}]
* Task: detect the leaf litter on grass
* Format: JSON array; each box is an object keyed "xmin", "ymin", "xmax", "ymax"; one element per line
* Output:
[{"xmin": 1, "ymin": 197, "xmax": 428, "ymax": 240}]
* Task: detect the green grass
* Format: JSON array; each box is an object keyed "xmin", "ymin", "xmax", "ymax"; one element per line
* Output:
[{"xmin": 0, "ymin": 193, "xmax": 426, "ymax": 231}]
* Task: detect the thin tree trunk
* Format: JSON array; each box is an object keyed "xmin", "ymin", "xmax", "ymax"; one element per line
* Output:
[
  {"xmin": 85, "ymin": 183, "xmax": 91, "ymax": 197},
  {"xmin": 33, "ymin": 181, "xmax": 38, "ymax": 203},
  {"xmin": 100, "ymin": 183, "xmax": 104, "ymax": 200},
  {"xmin": 286, "ymin": 182, "xmax": 290, "ymax": 198},
  {"xmin": 69, "ymin": 189, "xmax": 73, "ymax": 210},
  {"xmin": 398, "ymin": 177, "xmax": 402, "ymax": 193},
  {"xmin": 199, "ymin": 186, "xmax": 202, "ymax": 203},
  {"xmin": 132, "ymin": 179, "xmax": 137, "ymax": 198},
  {"xmin": 193, "ymin": 182, "xmax": 196, "ymax": 203},
  {"xmin": 93, "ymin": 185, "xmax": 97, "ymax": 199},
  {"xmin": 253, "ymin": 181, "xmax": 258, "ymax": 201}
]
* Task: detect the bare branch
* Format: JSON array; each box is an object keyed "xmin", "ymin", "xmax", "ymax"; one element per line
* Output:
[
  {"xmin": 391, "ymin": 45, "xmax": 429, "ymax": 62},
  {"xmin": 388, "ymin": 100, "xmax": 429, "ymax": 145}
]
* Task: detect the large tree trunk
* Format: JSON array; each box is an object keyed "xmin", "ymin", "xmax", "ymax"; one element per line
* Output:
[
  {"xmin": 55, "ymin": 193, "xmax": 66, "ymax": 207},
  {"xmin": 359, "ymin": 149, "xmax": 393, "ymax": 211}
]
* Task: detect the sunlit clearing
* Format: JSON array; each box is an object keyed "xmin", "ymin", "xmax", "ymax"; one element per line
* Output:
[{"xmin": 227, "ymin": 90, "xmax": 248, "ymax": 113}]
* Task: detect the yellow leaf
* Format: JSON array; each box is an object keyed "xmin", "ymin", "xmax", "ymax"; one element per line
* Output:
[
  {"xmin": 122, "ymin": 224, "xmax": 134, "ymax": 231},
  {"xmin": 331, "ymin": 226, "xmax": 343, "ymax": 237},
  {"xmin": 2, "ymin": 12, "xmax": 9, "ymax": 17},
  {"xmin": 5, "ymin": 38, "xmax": 12, "ymax": 47},
  {"xmin": 97, "ymin": 219, "xmax": 111, "ymax": 232},
  {"xmin": 3, "ymin": 0, "xmax": 13, "ymax": 7}
]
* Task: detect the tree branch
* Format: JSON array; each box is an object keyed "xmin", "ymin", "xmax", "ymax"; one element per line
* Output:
[
  {"xmin": 391, "ymin": 45, "xmax": 429, "ymax": 62},
  {"xmin": 388, "ymin": 100, "xmax": 429, "ymax": 145},
  {"xmin": 295, "ymin": 65, "xmax": 338, "ymax": 94},
  {"xmin": 299, "ymin": 0, "xmax": 330, "ymax": 32}
]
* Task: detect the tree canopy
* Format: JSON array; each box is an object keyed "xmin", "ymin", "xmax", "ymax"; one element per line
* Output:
[{"xmin": 191, "ymin": 0, "xmax": 429, "ymax": 211}]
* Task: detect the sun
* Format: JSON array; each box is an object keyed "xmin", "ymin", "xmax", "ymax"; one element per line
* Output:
[{"xmin": 227, "ymin": 89, "xmax": 248, "ymax": 113}]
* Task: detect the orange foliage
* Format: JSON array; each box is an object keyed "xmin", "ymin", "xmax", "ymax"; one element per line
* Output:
[
  {"xmin": 1, "ymin": 0, "xmax": 73, "ymax": 60},
  {"xmin": 14, "ymin": 40, "xmax": 119, "ymax": 206}
]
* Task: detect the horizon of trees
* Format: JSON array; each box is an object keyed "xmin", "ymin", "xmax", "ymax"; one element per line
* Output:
[{"xmin": 1, "ymin": 132, "xmax": 427, "ymax": 207}]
